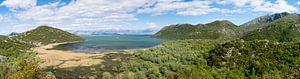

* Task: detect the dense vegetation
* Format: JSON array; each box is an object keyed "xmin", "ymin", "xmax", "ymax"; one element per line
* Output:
[
  {"xmin": 154, "ymin": 20, "xmax": 244, "ymax": 40},
  {"xmin": 103, "ymin": 39, "xmax": 300, "ymax": 79},
  {"xmin": 209, "ymin": 40, "xmax": 300, "ymax": 78},
  {"xmin": 14, "ymin": 26, "xmax": 84, "ymax": 45},
  {"xmin": 0, "ymin": 35, "xmax": 7, "ymax": 40},
  {"xmin": 110, "ymin": 39, "xmax": 223, "ymax": 79},
  {"xmin": 0, "ymin": 37, "xmax": 55, "ymax": 78}
]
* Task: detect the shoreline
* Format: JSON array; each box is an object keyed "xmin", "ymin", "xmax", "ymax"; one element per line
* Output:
[
  {"xmin": 34, "ymin": 41, "xmax": 119, "ymax": 69},
  {"xmin": 34, "ymin": 41, "xmax": 156, "ymax": 69}
]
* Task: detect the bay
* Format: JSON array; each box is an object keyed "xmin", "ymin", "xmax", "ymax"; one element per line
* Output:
[{"xmin": 52, "ymin": 35, "xmax": 168, "ymax": 53}]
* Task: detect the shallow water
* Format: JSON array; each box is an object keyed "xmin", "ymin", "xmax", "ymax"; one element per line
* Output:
[{"xmin": 52, "ymin": 35, "xmax": 168, "ymax": 53}]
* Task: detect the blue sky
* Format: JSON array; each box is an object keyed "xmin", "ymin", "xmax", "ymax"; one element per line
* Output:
[{"xmin": 0, "ymin": 0, "xmax": 299, "ymax": 35}]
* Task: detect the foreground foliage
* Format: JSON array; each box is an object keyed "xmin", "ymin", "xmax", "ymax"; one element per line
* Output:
[
  {"xmin": 0, "ymin": 38, "xmax": 55, "ymax": 79},
  {"xmin": 108, "ymin": 39, "xmax": 300, "ymax": 79},
  {"xmin": 0, "ymin": 26, "xmax": 84, "ymax": 78},
  {"xmin": 209, "ymin": 40, "xmax": 300, "ymax": 78}
]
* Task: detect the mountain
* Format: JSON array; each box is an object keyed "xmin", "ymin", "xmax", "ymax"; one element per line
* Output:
[
  {"xmin": 241, "ymin": 12, "xmax": 300, "ymax": 30},
  {"xmin": 68, "ymin": 29, "xmax": 157, "ymax": 35},
  {"xmin": 154, "ymin": 20, "xmax": 244, "ymax": 40},
  {"xmin": 8, "ymin": 32, "xmax": 21, "ymax": 36},
  {"xmin": 242, "ymin": 18, "xmax": 300, "ymax": 42},
  {"xmin": 13, "ymin": 26, "xmax": 84, "ymax": 45}
]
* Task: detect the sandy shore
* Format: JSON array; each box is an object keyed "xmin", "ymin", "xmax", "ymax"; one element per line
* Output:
[{"xmin": 33, "ymin": 42, "xmax": 107, "ymax": 68}]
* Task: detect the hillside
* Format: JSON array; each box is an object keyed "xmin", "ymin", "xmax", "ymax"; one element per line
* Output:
[
  {"xmin": 0, "ymin": 26, "xmax": 84, "ymax": 78},
  {"xmin": 0, "ymin": 35, "xmax": 56, "ymax": 78},
  {"xmin": 0, "ymin": 35, "xmax": 7, "ymax": 40},
  {"xmin": 13, "ymin": 26, "xmax": 84, "ymax": 45},
  {"xmin": 111, "ymin": 39, "xmax": 300, "ymax": 79},
  {"xmin": 154, "ymin": 20, "xmax": 244, "ymax": 40},
  {"xmin": 242, "ymin": 19, "xmax": 300, "ymax": 42},
  {"xmin": 207, "ymin": 40, "xmax": 300, "ymax": 78},
  {"xmin": 241, "ymin": 12, "xmax": 300, "ymax": 30}
]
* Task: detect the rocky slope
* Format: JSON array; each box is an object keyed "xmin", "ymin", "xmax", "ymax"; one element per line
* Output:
[{"xmin": 241, "ymin": 12, "xmax": 300, "ymax": 30}]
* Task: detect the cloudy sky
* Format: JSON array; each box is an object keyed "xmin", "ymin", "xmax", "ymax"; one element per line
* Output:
[{"xmin": 0, "ymin": 0, "xmax": 299, "ymax": 35}]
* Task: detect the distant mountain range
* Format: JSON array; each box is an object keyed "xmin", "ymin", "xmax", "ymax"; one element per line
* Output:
[
  {"xmin": 154, "ymin": 12, "xmax": 300, "ymax": 42},
  {"xmin": 68, "ymin": 29, "xmax": 156, "ymax": 35}
]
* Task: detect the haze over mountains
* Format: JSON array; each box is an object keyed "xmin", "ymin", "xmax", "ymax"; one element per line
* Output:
[{"xmin": 68, "ymin": 29, "xmax": 156, "ymax": 35}]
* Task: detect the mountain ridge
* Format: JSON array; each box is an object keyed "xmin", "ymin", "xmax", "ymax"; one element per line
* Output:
[
  {"xmin": 12, "ymin": 26, "xmax": 84, "ymax": 45},
  {"xmin": 154, "ymin": 20, "xmax": 244, "ymax": 40},
  {"xmin": 241, "ymin": 12, "xmax": 300, "ymax": 29}
]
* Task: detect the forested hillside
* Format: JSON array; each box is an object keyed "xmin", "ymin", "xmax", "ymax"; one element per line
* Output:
[
  {"xmin": 154, "ymin": 20, "xmax": 244, "ymax": 40},
  {"xmin": 14, "ymin": 26, "xmax": 84, "ymax": 45}
]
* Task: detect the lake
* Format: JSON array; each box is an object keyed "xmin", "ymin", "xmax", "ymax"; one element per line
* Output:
[{"xmin": 52, "ymin": 35, "xmax": 168, "ymax": 53}]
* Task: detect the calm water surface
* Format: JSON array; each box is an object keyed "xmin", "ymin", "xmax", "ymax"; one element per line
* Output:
[{"xmin": 53, "ymin": 35, "xmax": 168, "ymax": 53}]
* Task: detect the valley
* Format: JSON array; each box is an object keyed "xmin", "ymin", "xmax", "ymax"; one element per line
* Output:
[{"xmin": 0, "ymin": 12, "xmax": 300, "ymax": 79}]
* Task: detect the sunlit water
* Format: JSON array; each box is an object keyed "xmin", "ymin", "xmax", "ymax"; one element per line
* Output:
[{"xmin": 52, "ymin": 35, "xmax": 168, "ymax": 53}]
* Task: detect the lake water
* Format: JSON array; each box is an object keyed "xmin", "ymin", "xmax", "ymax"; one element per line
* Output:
[{"xmin": 52, "ymin": 35, "xmax": 168, "ymax": 53}]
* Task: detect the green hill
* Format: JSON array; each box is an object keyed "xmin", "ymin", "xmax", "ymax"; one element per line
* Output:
[
  {"xmin": 241, "ymin": 12, "xmax": 300, "ymax": 30},
  {"xmin": 154, "ymin": 20, "xmax": 244, "ymax": 40},
  {"xmin": 242, "ymin": 19, "xmax": 300, "ymax": 42},
  {"xmin": 13, "ymin": 26, "xmax": 84, "ymax": 45},
  {"xmin": 0, "ymin": 35, "xmax": 7, "ymax": 40}
]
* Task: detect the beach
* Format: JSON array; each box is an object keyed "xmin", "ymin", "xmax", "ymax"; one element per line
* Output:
[{"xmin": 33, "ymin": 42, "xmax": 107, "ymax": 68}]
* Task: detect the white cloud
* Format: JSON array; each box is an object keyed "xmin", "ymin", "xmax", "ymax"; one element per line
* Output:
[
  {"xmin": 138, "ymin": 1, "xmax": 217, "ymax": 16},
  {"xmin": 297, "ymin": 1, "xmax": 300, "ymax": 5},
  {"xmin": 216, "ymin": 0, "xmax": 297, "ymax": 13},
  {"xmin": 0, "ymin": 0, "xmax": 298, "ymax": 34},
  {"xmin": 177, "ymin": 8, "xmax": 219, "ymax": 16},
  {"xmin": 13, "ymin": 0, "xmax": 145, "ymax": 23},
  {"xmin": 0, "ymin": 0, "xmax": 36, "ymax": 11},
  {"xmin": 251, "ymin": 0, "xmax": 297, "ymax": 13},
  {"xmin": 1, "ymin": 0, "xmax": 153, "ymax": 31},
  {"xmin": 219, "ymin": 9, "xmax": 244, "ymax": 14},
  {"xmin": 0, "ymin": 15, "xmax": 3, "ymax": 21},
  {"xmin": 216, "ymin": 0, "xmax": 250, "ymax": 7},
  {"xmin": 147, "ymin": 22, "xmax": 158, "ymax": 28}
]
